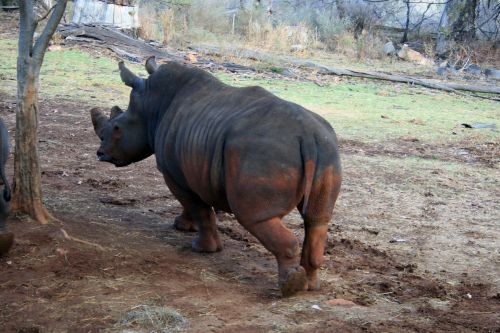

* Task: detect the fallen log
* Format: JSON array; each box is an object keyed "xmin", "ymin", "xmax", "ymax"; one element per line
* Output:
[
  {"xmin": 312, "ymin": 64, "xmax": 500, "ymax": 95},
  {"xmin": 58, "ymin": 24, "xmax": 262, "ymax": 76},
  {"xmin": 58, "ymin": 23, "xmax": 184, "ymax": 62},
  {"xmin": 191, "ymin": 44, "xmax": 500, "ymax": 97},
  {"xmin": 58, "ymin": 26, "xmax": 499, "ymax": 98}
]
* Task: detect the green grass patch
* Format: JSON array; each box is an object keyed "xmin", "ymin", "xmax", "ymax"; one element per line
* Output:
[
  {"xmin": 220, "ymin": 74, "xmax": 499, "ymax": 144},
  {"xmin": 0, "ymin": 37, "xmax": 498, "ymax": 146}
]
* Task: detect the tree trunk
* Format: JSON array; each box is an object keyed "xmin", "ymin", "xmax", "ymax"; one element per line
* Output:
[
  {"xmin": 436, "ymin": 1, "xmax": 450, "ymax": 56},
  {"xmin": 401, "ymin": 0, "xmax": 411, "ymax": 43},
  {"xmin": 14, "ymin": 0, "xmax": 68, "ymax": 224},
  {"xmin": 12, "ymin": 64, "xmax": 51, "ymax": 224},
  {"xmin": 451, "ymin": 0, "xmax": 478, "ymax": 41}
]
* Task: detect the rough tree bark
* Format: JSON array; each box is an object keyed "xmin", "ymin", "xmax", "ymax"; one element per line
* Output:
[
  {"xmin": 401, "ymin": 0, "xmax": 411, "ymax": 43},
  {"xmin": 13, "ymin": 0, "xmax": 68, "ymax": 224},
  {"xmin": 436, "ymin": 0, "xmax": 479, "ymax": 55},
  {"xmin": 436, "ymin": 1, "xmax": 450, "ymax": 56},
  {"xmin": 451, "ymin": 0, "xmax": 478, "ymax": 41}
]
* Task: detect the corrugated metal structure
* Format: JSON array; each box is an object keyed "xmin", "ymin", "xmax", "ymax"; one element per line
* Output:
[{"xmin": 72, "ymin": 0, "xmax": 139, "ymax": 29}]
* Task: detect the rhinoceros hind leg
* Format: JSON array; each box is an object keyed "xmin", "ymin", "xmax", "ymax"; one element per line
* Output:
[
  {"xmin": 300, "ymin": 224, "xmax": 329, "ymax": 291},
  {"xmin": 243, "ymin": 217, "xmax": 307, "ymax": 297},
  {"xmin": 280, "ymin": 265, "xmax": 308, "ymax": 297},
  {"xmin": 0, "ymin": 231, "xmax": 14, "ymax": 256},
  {"xmin": 173, "ymin": 209, "xmax": 198, "ymax": 232}
]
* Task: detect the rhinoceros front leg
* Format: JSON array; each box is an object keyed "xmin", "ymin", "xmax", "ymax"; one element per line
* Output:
[
  {"xmin": 162, "ymin": 175, "xmax": 222, "ymax": 253},
  {"xmin": 189, "ymin": 206, "xmax": 222, "ymax": 253}
]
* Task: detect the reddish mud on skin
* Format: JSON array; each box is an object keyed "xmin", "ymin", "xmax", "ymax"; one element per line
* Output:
[{"xmin": 90, "ymin": 57, "xmax": 342, "ymax": 297}]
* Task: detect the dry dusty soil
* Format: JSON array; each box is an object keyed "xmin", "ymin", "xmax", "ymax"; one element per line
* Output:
[{"xmin": 0, "ymin": 87, "xmax": 499, "ymax": 333}]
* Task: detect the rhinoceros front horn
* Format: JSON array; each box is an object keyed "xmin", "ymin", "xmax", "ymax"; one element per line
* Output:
[
  {"xmin": 118, "ymin": 61, "xmax": 142, "ymax": 89},
  {"xmin": 145, "ymin": 56, "xmax": 158, "ymax": 74},
  {"xmin": 90, "ymin": 108, "xmax": 108, "ymax": 136}
]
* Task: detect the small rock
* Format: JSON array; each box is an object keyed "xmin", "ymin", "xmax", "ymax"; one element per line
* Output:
[
  {"xmin": 436, "ymin": 67, "xmax": 448, "ymax": 76},
  {"xmin": 484, "ymin": 68, "xmax": 500, "ymax": 80},
  {"xmin": 311, "ymin": 304, "xmax": 322, "ymax": 310},
  {"xmin": 290, "ymin": 44, "xmax": 304, "ymax": 53},
  {"xmin": 464, "ymin": 64, "xmax": 481, "ymax": 75},
  {"xmin": 427, "ymin": 298, "xmax": 451, "ymax": 310},
  {"xmin": 389, "ymin": 238, "xmax": 407, "ymax": 243},
  {"xmin": 185, "ymin": 53, "xmax": 198, "ymax": 63},
  {"xmin": 383, "ymin": 41, "xmax": 396, "ymax": 56},
  {"xmin": 48, "ymin": 45, "xmax": 62, "ymax": 52},
  {"xmin": 281, "ymin": 68, "xmax": 296, "ymax": 77},
  {"xmin": 397, "ymin": 44, "xmax": 433, "ymax": 65}
]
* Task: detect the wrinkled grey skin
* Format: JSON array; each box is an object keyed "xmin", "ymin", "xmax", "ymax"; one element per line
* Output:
[
  {"xmin": 91, "ymin": 58, "xmax": 342, "ymax": 297},
  {"xmin": 0, "ymin": 118, "xmax": 12, "ymax": 256}
]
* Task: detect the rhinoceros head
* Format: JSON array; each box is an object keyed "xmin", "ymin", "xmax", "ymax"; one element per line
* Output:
[{"xmin": 90, "ymin": 60, "xmax": 156, "ymax": 167}]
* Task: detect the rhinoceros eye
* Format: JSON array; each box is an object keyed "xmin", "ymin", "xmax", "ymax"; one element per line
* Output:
[{"xmin": 113, "ymin": 125, "xmax": 120, "ymax": 131}]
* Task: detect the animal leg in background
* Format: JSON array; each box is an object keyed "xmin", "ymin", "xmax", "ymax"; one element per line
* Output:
[
  {"xmin": 162, "ymin": 174, "xmax": 221, "ymax": 253},
  {"xmin": 174, "ymin": 208, "xmax": 198, "ymax": 232}
]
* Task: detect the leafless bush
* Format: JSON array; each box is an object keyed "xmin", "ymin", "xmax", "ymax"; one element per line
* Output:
[
  {"xmin": 188, "ymin": 0, "xmax": 230, "ymax": 36},
  {"xmin": 138, "ymin": 2, "xmax": 162, "ymax": 42},
  {"xmin": 447, "ymin": 40, "xmax": 500, "ymax": 68},
  {"xmin": 308, "ymin": 10, "xmax": 351, "ymax": 51},
  {"xmin": 342, "ymin": 0, "xmax": 381, "ymax": 39},
  {"xmin": 160, "ymin": 8, "xmax": 176, "ymax": 45}
]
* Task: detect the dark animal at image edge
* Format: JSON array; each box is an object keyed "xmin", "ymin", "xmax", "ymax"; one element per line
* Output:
[
  {"xmin": 0, "ymin": 118, "xmax": 13, "ymax": 255},
  {"xmin": 90, "ymin": 57, "xmax": 342, "ymax": 296}
]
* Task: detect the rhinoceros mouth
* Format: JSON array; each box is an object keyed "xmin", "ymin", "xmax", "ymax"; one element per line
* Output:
[
  {"xmin": 112, "ymin": 160, "xmax": 131, "ymax": 167},
  {"xmin": 97, "ymin": 152, "xmax": 130, "ymax": 167}
]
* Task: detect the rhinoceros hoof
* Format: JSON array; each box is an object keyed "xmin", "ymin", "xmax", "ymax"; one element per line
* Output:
[
  {"xmin": 174, "ymin": 215, "xmax": 198, "ymax": 232},
  {"xmin": 0, "ymin": 232, "xmax": 14, "ymax": 256},
  {"xmin": 307, "ymin": 277, "xmax": 321, "ymax": 291},
  {"xmin": 280, "ymin": 266, "xmax": 308, "ymax": 297},
  {"xmin": 191, "ymin": 234, "xmax": 222, "ymax": 253}
]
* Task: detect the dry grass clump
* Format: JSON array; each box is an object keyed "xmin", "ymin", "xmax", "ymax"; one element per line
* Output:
[
  {"xmin": 159, "ymin": 8, "xmax": 176, "ymax": 45},
  {"xmin": 137, "ymin": 3, "xmax": 162, "ymax": 42},
  {"xmin": 118, "ymin": 304, "xmax": 188, "ymax": 332},
  {"xmin": 245, "ymin": 21, "xmax": 315, "ymax": 53},
  {"xmin": 136, "ymin": 0, "xmax": 388, "ymax": 60}
]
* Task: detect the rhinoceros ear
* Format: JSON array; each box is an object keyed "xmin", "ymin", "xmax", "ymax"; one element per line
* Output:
[
  {"xmin": 90, "ymin": 108, "xmax": 108, "ymax": 136},
  {"xmin": 118, "ymin": 61, "xmax": 143, "ymax": 89},
  {"xmin": 145, "ymin": 56, "xmax": 158, "ymax": 74},
  {"xmin": 110, "ymin": 106, "xmax": 124, "ymax": 119}
]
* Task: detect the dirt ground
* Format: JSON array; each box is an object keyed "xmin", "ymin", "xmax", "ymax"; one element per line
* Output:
[
  {"xmin": 0, "ymin": 16, "xmax": 499, "ymax": 333},
  {"xmin": 0, "ymin": 88, "xmax": 498, "ymax": 332}
]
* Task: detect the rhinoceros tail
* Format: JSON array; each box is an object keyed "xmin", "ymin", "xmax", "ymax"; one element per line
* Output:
[{"xmin": 300, "ymin": 137, "xmax": 317, "ymax": 216}]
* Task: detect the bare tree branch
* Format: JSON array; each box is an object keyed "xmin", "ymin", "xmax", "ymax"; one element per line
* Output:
[
  {"xmin": 36, "ymin": 3, "xmax": 57, "ymax": 23},
  {"xmin": 33, "ymin": 0, "xmax": 68, "ymax": 62},
  {"xmin": 18, "ymin": 0, "xmax": 36, "ymax": 58}
]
